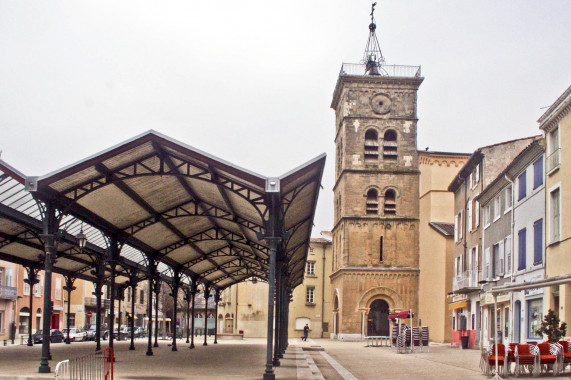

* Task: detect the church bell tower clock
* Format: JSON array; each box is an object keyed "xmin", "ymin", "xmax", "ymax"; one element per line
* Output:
[{"xmin": 330, "ymin": 3, "xmax": 424, "ymax": 339}]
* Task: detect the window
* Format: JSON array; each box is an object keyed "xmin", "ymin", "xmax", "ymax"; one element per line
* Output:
[
  {"xmin": 518, "ymin": 228, "xmax": 526, "ymax": 271},
  {"xmin": 547, "ymin": 128, "xmax": 560, "ymax": 172},
  {"xmin": 550, "ymin": 188, "xmax": 560, "ymax": 243},
  {"xmin": 518, "ymin": 171, "xmax": 526, "ymax": 201},
  {"xmin": 455, "ymin": 211, "xmax": 464, "ymax": 241},
  {"xmin": 295, "ymin": 317, "xmax": 310, "ymax": 330},
  {"xmin": 140, "ymin": 290, "xmax": 144, "ymax": 304},
  {"xmin": 492, "ymin": 244, "xmax": 500, "ymax": 277},
  {"xmin": 504, "ymin": 236, "xmax": 512, "ymax": 275},
  {"xmin": 474, "ymin": 165, "xmax": 480, "ymax": 187},
  {"xmin": 23, "ymin": 270, "xmax": 31, "ymax": 296},
  {"xmin": 364, "ymin": 129, "xmax": 379, "ymax": 160},
  {"xmin": 4, "ymin": 267, "xmax": 13, "ymax": 287},
  {"xmin": 309, "ymin": 247, "xmax": 314, "ymax": 253},
  {"xmin": 467, "ymin": 200, "xmax": 472, "ymax": 232},
  {"xmin": 379, "ymin": 236, "xmax": 384, "ymax": 261},
  {"xmin": 55, "ymin": 277, "xmax": 62, "ymax": 300},
  {"xmin": 366, "ymin": 189, "xmax": 379, "ymax": 215},
  {"xmin": 533, "ymin": 157, "xmax": 543, "ymax": 190},
  {"xmin": 306, "ymin": 287, "xmax": 315, "ymax": 304},
  {"xmin": 458, "ymin": 211, "xmax": 463, "ymax": 239},
  {"xmin": 34, "ymin": 275, "xmax": 42, "ymax": 297},
  {"xmin": 384, "ymin": 189, "xmax": 396, "ymax": 215},
  {"xmin": 0, "ymin": 267, "xmax": 3, "ymax": 286},
  {"xmin": 533, "ymin": 219, "xmax": 543, "ymax": 265},
  {"xmin": 382, "ymin": 130, "xmax": 397, "ymax": 159},
  {"xmin": 505, "ymin": 185, "xmax": 512, "ymax": 211},
  {"xmin": 455, "ymin": 256, "xmax": 462, "ymax": 276},
  {"xmin": 306, "ymin": 261, "xmax": 315, "ymax": 275},
  {"xmin": 527, "ymin": 299, "xmax": 543, "ymax": 339},
  {"xmin": 493, "ymin": 196, "xmax": 501, "ymax": 221},
  {"xmin": 69, "ymin": 313, "xmax": 76, "ymax": 327},
  {"xmin": 484, "ymin": 204, "xmax": 490, "ymax": 226},
  {"xmin": 474, "ymin": 200, "xmax": 480, "ymax": 227}
]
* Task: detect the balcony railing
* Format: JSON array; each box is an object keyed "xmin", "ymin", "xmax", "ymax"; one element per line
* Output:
[
  {"xmin": 453, "ymin": 270, "xmax": 481, "ymax": 293},
  {"xmin": 0, "ymin": 285, "xmax": 17, "ymax": 299},
  {"xmin": 546, "ymin": 148, "xmax": 561, "ymax": 173},
  {"xmin": 84, "ymin": 296, "xmax": 110, "ymax": 309},
  {"xmin": 340, "ymin": 63, "xmax": 422, "ymax": 78}
]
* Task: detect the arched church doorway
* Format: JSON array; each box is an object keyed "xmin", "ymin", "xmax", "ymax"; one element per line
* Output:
[{"xmin": 367, "ymin": 299, "xmax": 389, "ymax": 336}]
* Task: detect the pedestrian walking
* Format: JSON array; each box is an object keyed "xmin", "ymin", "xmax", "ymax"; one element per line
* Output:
[{"xmin": 303, "ymin": 324, "xmax": 309, "ymax": 341}]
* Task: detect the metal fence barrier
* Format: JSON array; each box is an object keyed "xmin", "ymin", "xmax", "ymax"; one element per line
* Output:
[{"xmin": 55, "ymin": 347, "xmax": 113, "ymax": 380}]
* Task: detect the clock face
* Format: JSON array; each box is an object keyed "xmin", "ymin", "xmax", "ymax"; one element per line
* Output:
[{"xmin": 370, "ymin": 93, "xmax": 392, "ymax": 115}]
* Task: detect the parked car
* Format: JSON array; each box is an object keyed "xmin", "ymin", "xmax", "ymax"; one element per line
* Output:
[
  {"xmin": 87, "ymin": 324, "xmax": 109, "ymax": 340},
  {"xmin": 84, "ymin": 327, "xmax": 95, "ymax": 341},
  {"xmin": 62, "ymin": 327, "xmax": 87, "ymax": 342},
  {"xmin": 32, "ymin": 329, "xmax": 65, "ymax": 344}
]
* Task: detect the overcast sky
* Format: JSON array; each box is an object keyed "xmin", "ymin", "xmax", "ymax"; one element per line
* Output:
[{"xmin": 1, "ymin": 0, "xmax": 570, "ymax": 236}]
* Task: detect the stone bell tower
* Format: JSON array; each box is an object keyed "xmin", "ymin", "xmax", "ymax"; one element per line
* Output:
[{"xmin": 330, "ymin": 4, "xmax": 424, "ymax": 340}]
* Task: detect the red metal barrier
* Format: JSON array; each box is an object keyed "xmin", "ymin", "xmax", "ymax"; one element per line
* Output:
[{"xmin": 104, "ymin": 347, "xmax": 114, "ymax": 380}]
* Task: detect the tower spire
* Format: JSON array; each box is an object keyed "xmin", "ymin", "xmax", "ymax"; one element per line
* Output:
[{"xmin": 363, "ymin": 2, "xmax": 385, "ymax": 75}]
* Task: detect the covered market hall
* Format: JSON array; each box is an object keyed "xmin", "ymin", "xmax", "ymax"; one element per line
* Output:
[{"xmin": 0, "ymin": 130, "xmax": 325, "ymax": 380}]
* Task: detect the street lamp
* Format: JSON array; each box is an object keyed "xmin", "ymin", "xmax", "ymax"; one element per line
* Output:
[{"xmin": 76, "ymin": 224, "xmax": 87, "ymax": 251}]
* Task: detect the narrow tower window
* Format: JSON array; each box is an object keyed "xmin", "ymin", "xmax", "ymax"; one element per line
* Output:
[
  {"xmin": 384, "ymin": 189, "xmax": 396, "ymax": 215},
  {"xmin": 379, "ymin": 236, "xmax": 384, "ymax": 261},
  {"xmin": 366, "ymin": 189, "xmax": 379, "ymax": 215},
  {"xmin": 383, "ymin": 130, "xmax": 397, "ymax": 159},
  {"xmin": 364, "ymin": 130, "xmax": 379, "ymax": 160}
]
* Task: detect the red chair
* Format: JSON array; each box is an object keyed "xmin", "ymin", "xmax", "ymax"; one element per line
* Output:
[
  {"xmin": 514, "ymin": 344, "xmax": 538, "ymax": 377},
  {"xmin": 507, "ymin": 342, "xmax": 518, "ymax": 374},
  {"xmin": 558, "ymin": 341, "xmax": 571, "ymax": 373},
  {"xmin": 537, "ymin": 342, "xmax": 560, "ymax": 376},
  {"xmin": 484, "ymin": 344, "xmax": 507, "ymax": 376},
  {"xmin": 527, "ymin": 341, "xmax": 538, "ymax": 346}
]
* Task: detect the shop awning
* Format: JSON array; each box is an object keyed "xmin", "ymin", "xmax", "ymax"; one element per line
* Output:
[
  {"xmin": 388, "ymin": 310, "xmax": 413, "ymax": 319},
  {"xmin": 448, "ymin": 300, "xmax": 469, "ymax": 310}
]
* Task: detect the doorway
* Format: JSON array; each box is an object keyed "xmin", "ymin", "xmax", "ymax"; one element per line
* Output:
[
  {"xmin": 50, "ymin": 314, "xmax": 59, "ymax": 329},
  {"xmin": 514, "ymin": 301, "xmax": 521, "ymax": 343},
  {"xmin": 367, "ymin": 299, "xmax": 389, "ymax": 336},
  {"xmin": 225, "ymin": 313, "xmax": 233, "ymax": 333}
]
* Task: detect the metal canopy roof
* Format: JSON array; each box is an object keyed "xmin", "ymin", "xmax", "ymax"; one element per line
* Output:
[{"xmin": 0, "ymin": 130, "xmax": 325, "ymax": 290}]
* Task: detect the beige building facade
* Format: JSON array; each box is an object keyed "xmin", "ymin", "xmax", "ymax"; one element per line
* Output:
[
  {"xmin": 217, "ymin": 236, "xmax": 332, "ymax": 339},
  {"xmin": 538, "ymin": 84, "xmax": 571, "ymax": 330},
  {"xmin": 418, "ymin": 151, "xmax": 469, "ymax": 343}
]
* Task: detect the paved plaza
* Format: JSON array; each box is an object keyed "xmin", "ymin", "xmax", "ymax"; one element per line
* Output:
[{"xmin": 1, "ymin": 337, "xmax": 570, "ymax": 380}]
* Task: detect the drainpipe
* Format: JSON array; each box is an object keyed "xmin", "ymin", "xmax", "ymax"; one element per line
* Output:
[
  {"xmin": 321, "ymin": 243, "xmax": 326, "ymax": 338},
  {"xmin": 506, "ymin": 174, "xmax": 515, "ymax": 343}
]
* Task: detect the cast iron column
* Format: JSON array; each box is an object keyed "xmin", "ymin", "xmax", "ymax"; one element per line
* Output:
[
  {"xmin": 128, "ymin": 269, "xmax": 138, "ymax": 351},
  {"xmin": 170, "ymin": 271, "xmax": 181, "ymax": 352},
  {"xmin": 108, "ymin": 262, "xmax": 116, "ymax": 351},
  {"xmin": 63, "ymin": 277, "xmax": 76, "ymax": 344},
  {"xmin": 116, "ymin": 285, "xmax": 125, "ymax": 344},
  {"xmin": 94, "ymin": 271, "xmax": 103, "ymax": 351},
  {"xmin": 213, "ymin": 290, "xmax": 219, "ymax": 344},
  {"xmin": 38, "ymin": 233, "xmax": 56, "ymax": 373},
  {"xmin": 203, "ymin": 285, "xmax": 209, "ymax": 346},
  {"xmin": 146, "ymin": 260, "xmax": 157, "ymax": 356},
  {"xmin": 24, "ymin": 266, "xmax": 39, "ymax": 347},
  {"xmin": 184, "ymin": 289, "xmax": 191, "ymax": 344},
  {"xmin": 189, "ymin": 282, "xmax": 197, "ymax": 349},
  {"xmin": 153, "ymin": 277, "xmax": 160, "ymax": 348},
  {"xmin": 272, "ymin": 263, "xmax": 281, "ymax": 366},
  {"xmin": 263, "ymin": 191, "xmax": 280, "ymax": 380}
]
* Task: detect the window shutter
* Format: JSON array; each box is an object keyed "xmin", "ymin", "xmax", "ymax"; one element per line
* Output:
[
  {"xmin": 499, "ymin": 240, "xmax": 505, "ymax": 276},
  {"xmin": 484, "ymin": 248, "xmax": 490, "ymax": 280},
  {"xmin": 454, "ymin": 214, "xmax": 458, "ymax": 242},
  {"xmin": 475, "ymin": 200, "xmax": 480, "ymax": 227},
  {"xmin": 505, "ymin": 236, "xmax": 512, "ymax": 275},
  {"xmin": 459, "ymin": 211, "xmax": 463, "ymax": 239},
  {"xmin": 467, "ymin": 201, "xmax": 473, "ymax": 231},
  {"xmin": 518, "ymin": 228, "xmax": 526, "ymax": 271},
  {"xmin": 533, "ymin": 219, "xmax": 543, "ymax": 265}
]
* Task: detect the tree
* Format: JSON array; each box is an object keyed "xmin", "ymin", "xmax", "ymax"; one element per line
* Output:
[{"xmin": 535, "ymin": 309, "xmax": 567, "ymax": 342}]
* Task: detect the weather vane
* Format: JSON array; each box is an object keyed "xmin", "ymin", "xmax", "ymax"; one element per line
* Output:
[
  {"xmin": 371, "ymin": 2, "xmax": 377, "ymax": 24},
  {"xmin": 363, "ymin": 1, "xmax": 385, "ymax": 75}
]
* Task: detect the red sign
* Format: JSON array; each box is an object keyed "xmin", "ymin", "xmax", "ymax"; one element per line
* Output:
[{"xmin": 86, "ymin": 312, "xmax": 93, "ymax": 318}]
